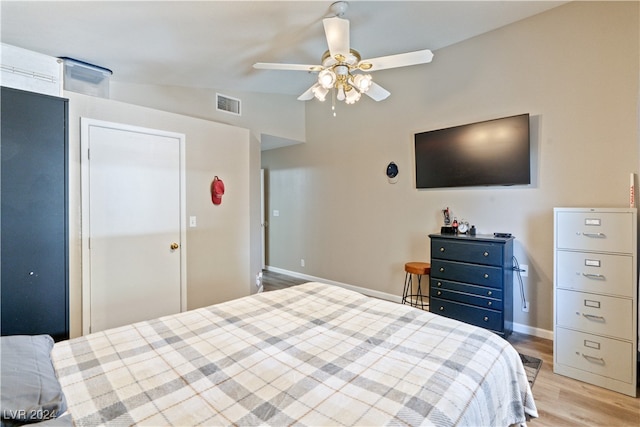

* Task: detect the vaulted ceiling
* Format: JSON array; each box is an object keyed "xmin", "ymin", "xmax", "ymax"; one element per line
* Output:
[{"xmin": 1, "ymin": 1, "xmax": 567, "ymax": 97}]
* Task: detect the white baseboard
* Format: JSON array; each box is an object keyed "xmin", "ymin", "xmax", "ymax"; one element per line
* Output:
[
  {"xmin": 512, "ymin": 322, "xmax": 554, "ymax": 340},
  {"xmin": 265, "ymin": 265, "xmax": 554, "ymax": 341},
  {"xmin": 265, "ymin": 266, "xmax": 403, "ymax": 304}
]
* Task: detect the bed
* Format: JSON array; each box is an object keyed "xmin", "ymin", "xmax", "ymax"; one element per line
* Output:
[{"xmin": 4, "ymin": 282, "xmax": 538, "ymax": 426}]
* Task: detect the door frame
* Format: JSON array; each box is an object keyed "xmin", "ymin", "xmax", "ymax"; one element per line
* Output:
[
  {"xmin": 80, "ymin": 118, "xmax": 187, "ymax": 335},
  {"xmin": 261, "ymin": 168, "xmax": 266, "ymax": 269}
]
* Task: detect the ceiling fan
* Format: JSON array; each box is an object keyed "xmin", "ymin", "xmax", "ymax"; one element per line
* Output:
[{"xmin": 253, "ymin": 1, "xmax": 434, "ymax": 106}]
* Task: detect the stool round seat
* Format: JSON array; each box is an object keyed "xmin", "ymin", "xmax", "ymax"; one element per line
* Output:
[
  {"xmin": 402, "ymin": 262, "xmax": 431, "ymax": 310},
  {"xmin": 405, "ymin": 262, "xmax": 431, "ymax": 276}
]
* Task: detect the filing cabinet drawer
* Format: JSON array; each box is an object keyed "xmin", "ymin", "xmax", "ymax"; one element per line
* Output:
[
  {"xmin": 431, "ymin": 259, "xmax": 503, "ymax": 288},
  {"xmin": 430, "ymin": 297, "xmax": 502, "ymax": 332},
  {"xmin": 555, "ymin": 327, "xmax": 633, "ymax": 384},
  {"xmin": 556, "ymin": 289, "xmax": 633, "ymax": 340},
  {"xmin": 556, "ymin": 250, "xmax": 634, "ymax": 297},
  {"xmin": 556, "ymin": 211, "xmax": 634, "ymax": 253},
  {"xmin": 431, "ymin": 278, "xmax": 503, "ymax": 300},
  {"xmin": 431, "ymin": 238, "xmax": 504, "ymax": 266}
]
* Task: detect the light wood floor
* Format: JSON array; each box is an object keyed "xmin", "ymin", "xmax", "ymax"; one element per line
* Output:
[{"xmin": 262, "ymin": 270, "xmax": 640, "ymax": 426}]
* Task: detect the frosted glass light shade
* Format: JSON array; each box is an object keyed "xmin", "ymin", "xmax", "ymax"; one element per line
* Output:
[{"xmin": 318, "ymin": 69, "xmax": 336, "ymax": 89}]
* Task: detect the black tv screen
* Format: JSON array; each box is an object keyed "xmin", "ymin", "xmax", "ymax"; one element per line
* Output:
[{"xmin": 414, "ymin": 114, "xmax": 530, "ymax": 189}]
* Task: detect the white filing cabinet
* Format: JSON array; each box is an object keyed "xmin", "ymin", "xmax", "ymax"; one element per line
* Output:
[{"xmin": 554, "ymin": 207, "xmax": 638, "ymax": 396}]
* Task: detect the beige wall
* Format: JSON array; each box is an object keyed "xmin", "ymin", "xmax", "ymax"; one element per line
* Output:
[
  {"xmin": 109, "ymin": 80, "xmax": 307, "ymax": 295},
  {"xmin": 261, "ymin": 1, "xmax": 640, "ymax": 337},
  {"xmin": 110, "ymin": 82, "xmax": 306, "ymax": 147},
  {"xmin": 66, "ymin": 92, "xmax": 255, "ymax": 337}
]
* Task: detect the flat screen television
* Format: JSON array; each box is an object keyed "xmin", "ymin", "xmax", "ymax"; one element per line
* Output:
[{"xmin": 414, "ymin": 113, "xmax": 530, "ymax": 189}]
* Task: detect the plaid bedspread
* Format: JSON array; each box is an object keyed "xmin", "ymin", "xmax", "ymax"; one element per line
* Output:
[{"xmin": 52, "ymin": 282, "xmax": 537, "ymax": 426}]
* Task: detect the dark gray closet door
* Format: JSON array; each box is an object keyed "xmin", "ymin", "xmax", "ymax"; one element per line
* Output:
[{"xmin": 1, "ymin": 86, "xmax": 69, "ymax": 341}]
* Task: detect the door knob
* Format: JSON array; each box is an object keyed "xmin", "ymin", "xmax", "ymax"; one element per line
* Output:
[{"xmin": 170, "ymin": 243, "xmax": 179, "ymax": 250}]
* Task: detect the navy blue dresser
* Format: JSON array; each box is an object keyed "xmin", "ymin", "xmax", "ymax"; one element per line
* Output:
[{"xmin": 429, "ymin": 233, "xmax": 514, "ymax": 337}]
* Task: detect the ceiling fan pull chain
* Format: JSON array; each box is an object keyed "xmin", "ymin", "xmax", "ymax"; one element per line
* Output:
[{"xmin": 332, "ymin": 88, "xmax": 337, "ymax": 117}]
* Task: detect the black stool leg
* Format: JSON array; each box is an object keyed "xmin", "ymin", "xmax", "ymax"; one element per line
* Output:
[
  {"xmin": 416, "ymin": 274, "xmax": 424, "ymax": 309},
  {"xmin": 402, "ymin": 272, "xmax": 411, "ymax": 305}
]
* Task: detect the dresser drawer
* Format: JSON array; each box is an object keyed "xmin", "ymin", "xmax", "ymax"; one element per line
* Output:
[
  {"xmin": 431, "ymin": 239, "xmax": 504, "ymax": 266},
  {"xmin": 431, "ymin": 278, "xmax": 503, "ymax": 300},
  {"xmin": 556, "ymin": 289, "xmax": 633, "ymax": 340},
  {"xmin": 555, "ymin": 327, "xmax": 633, "ymax": 384},
  {"xmin": 430, "ymin": 297, "xmax": 502, "ymax": 332},
  {"xmin": 431, "ymin": 287, "xmax": 502, "ymax": 310},
  {"xmin": 431, "ymin": 259, "xmax": 503, "ymax": 288},
  {"xmin": 556, "ymin": 250, "xmax": 634, "ymax": 297},
  {"xmin": 556, "ymin": 211, "xmax": 634, "ymax": 253}
]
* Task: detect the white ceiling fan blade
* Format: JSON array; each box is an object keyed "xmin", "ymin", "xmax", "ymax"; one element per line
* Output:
[
  {"xmin": 365, "ymin": 82, "xmax": 390, "ymax": 101},
  {"xmin": 323, "ymin": 16, "xmax": 350, "ymax": 59},
  {"xmin": 297, "ymin": 85, "xmax": 316, "ymax": 101},
  {"xmin": 360, "ymin": 49, "xmax": 434, "ymax": 72},
  {"xmin": 254, "ymin": 63, "xmax": 322, "ymax": 72}
]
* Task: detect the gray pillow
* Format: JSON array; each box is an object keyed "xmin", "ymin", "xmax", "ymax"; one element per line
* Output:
[{"xmin": 1, "ymin": 335, "xmax": 67, "ymax": 426}]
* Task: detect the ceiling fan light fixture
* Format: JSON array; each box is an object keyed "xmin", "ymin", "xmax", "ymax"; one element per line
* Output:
[
  {"xmin": 311, "ymin": 84, "xmax": 329, "ymax": 101},
  {"xmin": 344, "ymin": 87, "xmax": 361, "ymax": 104},
  {"xmin": 318, "ymin": 68, "xmax": 336, "ymax": 89},
  {"xmin": 353, "ymin": 74, "xmax": 372, "ymax": 93},
  {"xmin": 337, "ymin": 86, "xmax": 346, "ymax": 101}
]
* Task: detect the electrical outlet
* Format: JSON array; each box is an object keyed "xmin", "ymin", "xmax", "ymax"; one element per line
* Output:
[
  {"xmin": 522, "ymin": 302, "xmax": 530, "ymax": 312},
  {"xmin": 520, "ymin": 264, "xmax": 528, "ymax": 277},
  {"xmin": 301, "ymin": 259, "xmax": 305, "ymax": 267}
]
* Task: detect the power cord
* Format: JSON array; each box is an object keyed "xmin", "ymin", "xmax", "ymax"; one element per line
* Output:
[{"xmin": 512, "ymin": 256, "xmax": 528, "ymax": 311}]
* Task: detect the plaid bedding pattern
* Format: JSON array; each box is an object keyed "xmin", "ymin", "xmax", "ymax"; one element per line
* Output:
[{"xmin": 52, "ymin": 282, "xmax": 537, "ymax": 426}]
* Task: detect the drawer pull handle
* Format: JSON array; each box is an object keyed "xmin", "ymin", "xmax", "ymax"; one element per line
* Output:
[
  {"xmin": 483, "ymin": 316, "xmax": 489, "ymax": 322},
  {"xmin": 487, "ymin": 301, "xmax": 492, "ymax": 306},
  {"xmin": 582, "ymin": 232, "xmax": 606, "ymax": 238},
  {"xmin": 439, "ymin": 247, "xmax": 445, "ymax": 252},
  {"xmin": 582, "ymin": 273, "xmax": 605, "ymax": 279},
  {"xmin": 436, "ymin": 282, "xmax": 442, "ymax": 287},
  {"xmin": 437, "ymin": 290, "xmax": 442, "ymax": 296},
  {"xmin": 483, "ymin": 273, "xmax": 489, "ymax": 279},
  {"xmin": 487, "ymin": 291, "xmax": 493, "ymax": 296},
  {"xmin": 440, "ymin": 267, "xmax": 445, "ymax": 272},
  {"xmin": 439, "ymin": 306, "xmax": 444, "ymax": 311},
  {"xmin": 483, "ymin": 251, "xmax": 489, "ymax": 257},
  {"xmin": 582, "ymin": 313, "xmax": 605, "ymax": 322},
  {"xmin": 581, "ymin": 354, "xmax": 605, "ymax": 365}
]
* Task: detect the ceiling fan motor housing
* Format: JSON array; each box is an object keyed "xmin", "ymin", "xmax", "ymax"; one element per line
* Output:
[{"xmin": 335, "ymin": 65, "xmax": 349, "ymax": 76}]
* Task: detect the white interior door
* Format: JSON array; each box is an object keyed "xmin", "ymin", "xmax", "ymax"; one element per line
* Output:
[{"xmin": 81, "ymin": 118, "xmax": 186, "ymax": 334}]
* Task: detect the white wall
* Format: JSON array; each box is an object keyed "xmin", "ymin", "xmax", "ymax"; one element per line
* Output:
[
  {"xmin": 261, "ymin": 1, "xmax": 640, "ymax": 338},
  {"xmin": 66, "ymin": 92, "xmax": 255, "ymax": 337}
]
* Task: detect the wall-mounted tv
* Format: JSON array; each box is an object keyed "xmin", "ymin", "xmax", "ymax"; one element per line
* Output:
[{"xmin": 414, "ymin": 113, "xmax": 530, "ymax": 189}]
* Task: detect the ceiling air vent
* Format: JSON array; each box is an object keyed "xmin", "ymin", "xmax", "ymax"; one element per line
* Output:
[{"xmin": 216, "ymin": 93, "xmax": 241, "ymax": 116}]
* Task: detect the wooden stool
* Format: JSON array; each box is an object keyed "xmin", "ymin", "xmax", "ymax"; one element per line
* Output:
[{"xmin": 402, "ymin": 262, "xmax": 431, "ymax": 309}]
